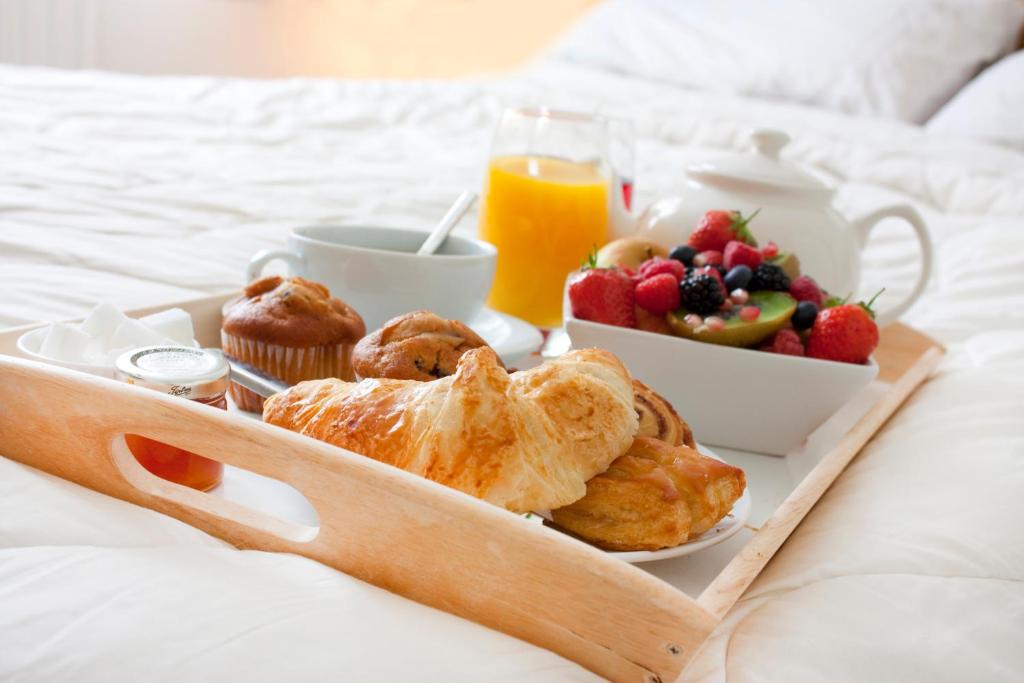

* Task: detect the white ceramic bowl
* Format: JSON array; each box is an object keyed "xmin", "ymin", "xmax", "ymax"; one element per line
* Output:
[
  {"xmin": 248, "ymin": 226, "xmax": 497, "ymax": 331},
  {"xmin": 563, "ymin": 315, "xmax": 877, "ymax": 455},
  {"xmin": 17, "ymin": 326, "xmax": 119, "ymax": 378},
  {"xmin": 16, "ymin": 326, "xmax": 201, "ymax": 380}
]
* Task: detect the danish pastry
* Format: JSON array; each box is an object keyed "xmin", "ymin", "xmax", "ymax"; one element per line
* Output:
[{"xmin": 550, "ymin": 436, "xmax": 745, "ymax": 551}]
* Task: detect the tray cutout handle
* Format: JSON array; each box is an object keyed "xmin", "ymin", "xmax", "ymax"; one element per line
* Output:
[{"xmin": 109, "ymin": 433, "xmax": 320, "ymax": 545}]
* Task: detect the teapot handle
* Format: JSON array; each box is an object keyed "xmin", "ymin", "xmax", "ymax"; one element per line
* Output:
[{"xmin": 852, "ymin": 204, "xmax": 933, "ymax": 327}]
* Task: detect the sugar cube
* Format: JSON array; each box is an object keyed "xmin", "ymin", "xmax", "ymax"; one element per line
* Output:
[
  {"xmin": 39, "ymin": 322, "xmax": 92, "ymax": 363},
  {"xmin": 109, "ymin": 318, "xmax": 164, "ymax": 351},
  {"xmin": 79, "ymin": 302, "xmax": 128, "ymax": 345},
  {"xmin": 138, "ymin": 308, "xmax": 195, "ymax": 346}
]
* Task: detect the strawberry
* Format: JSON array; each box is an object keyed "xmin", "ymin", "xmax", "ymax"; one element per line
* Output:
[
  {"xmin": 638, "ymin": 257, "xmax": 686, "ymax": 282},
  {"xmin": 805, "ymin": 292, "xmax": 881, "ymax": 364},
  {"xmin": 635, "ymin": 273, "xmax": 680, "ymax": 315},
  {"xmin": 789, "ymin": 275, "xmax": 824, "ymax": 306},
  {"xmin": 688, "ymin": 209, "xmax": 759, "ymax": 252},
  {"xmin": 760, "ymin": 329, "xmax": 805, "ymax": 356},
  {"xmin": 723, "ymin": 240, "xmax": 763, "ymax": 271},
  {"xmin": 568, "ymin": 258, "xmax": 637, "ymax": 327}
]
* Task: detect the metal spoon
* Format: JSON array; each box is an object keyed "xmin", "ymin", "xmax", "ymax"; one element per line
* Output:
[
  {"xmin": 223, "ymin": 353, "xmax": 290, "ymax": 399},
  {"xmin": 416, "ymin": 191, "xmax": 477, "ymax": 256}
]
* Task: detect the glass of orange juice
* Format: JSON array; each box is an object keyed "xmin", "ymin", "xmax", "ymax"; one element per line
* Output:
[{"xmin": 480, "ymin": 108, "xmax": 616, "ymax": 328}]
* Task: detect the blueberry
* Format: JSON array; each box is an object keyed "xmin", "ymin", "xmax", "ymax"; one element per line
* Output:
[
  {"xmin": 791, "ymin": 301, "xmax": 819, "ymax": 331},
  {"xmin": 669, "ymin": 245, "xmax": 697, "ymax": 266},
  {"xmin": 723, "ymin": 265, "xmax": 752, "ymax": 291}
]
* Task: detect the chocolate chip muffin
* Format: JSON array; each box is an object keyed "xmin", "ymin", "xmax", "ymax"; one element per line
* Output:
[
  {"xmin": 221, "ymin": 276, "xmax": 365, "ymax": 411},
  {"xmin": 352, "ymin": 310, "xmax": 501, "ymax": 381}
]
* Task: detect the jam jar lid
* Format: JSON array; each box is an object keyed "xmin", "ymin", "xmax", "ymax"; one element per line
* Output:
[{"xmin": 115, "ymin": 346, "xmax": 230, "ymax": 399}]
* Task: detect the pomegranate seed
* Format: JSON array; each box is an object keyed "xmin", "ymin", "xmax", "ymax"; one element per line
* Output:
[
  {"xmin": 739, "ymin": 306, "xmax": 760, "ymax": 322},
  {"xmin": 762, "ymin": 241, "xmax": 779, "ymax": 259},
  {"xmin": 693, "ymin": 254, "xmax": 707, "ymax": 267},
  {"xmin": 684, "ymin": 313, "xmax": 703, "ymax": 328},
  {"xmin": 705, "ymin": 316, "xmax": 726, "ymax": 331},
  {"xmin": 730, "ymin": 288, "xmax": 749, "ymax": 305},
  {"xmin": 694, "ymin": 324, "xmax": 710, "ymax": 334}
]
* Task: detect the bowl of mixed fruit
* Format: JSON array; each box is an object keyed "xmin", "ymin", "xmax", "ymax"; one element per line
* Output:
[{"xmin": 564, "ymin": 209, "xmax": 880, "ymax": 455}]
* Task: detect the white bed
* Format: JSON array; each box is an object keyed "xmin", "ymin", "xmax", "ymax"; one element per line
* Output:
[{"xmin": 2, "ymin": 57, "xmax": 1024, "ymax": 682}]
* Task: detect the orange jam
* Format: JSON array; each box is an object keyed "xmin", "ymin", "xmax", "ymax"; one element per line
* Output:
[
  {"xmin": 125, "ymin": 393, "xmax": 226, "ymax": 491},
  {"xmin": 115, "ymin": 346, "xmax": 230, "ymax": 491}
]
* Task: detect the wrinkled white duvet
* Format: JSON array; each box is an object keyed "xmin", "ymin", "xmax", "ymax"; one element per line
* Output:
[{"xmin": 1, "ymin": 62, "xmax": 1023, "ymax": 682}]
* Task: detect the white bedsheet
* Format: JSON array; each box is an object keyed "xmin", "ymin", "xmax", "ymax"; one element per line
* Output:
[{"xmin": 1, "ymin": 62, "xmax": 1023, "ymax": 682}]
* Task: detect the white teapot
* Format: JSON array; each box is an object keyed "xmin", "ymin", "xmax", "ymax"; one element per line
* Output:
[{"xmin": 635, "ymin": 129, "xmax": 933, "ymax": 326}]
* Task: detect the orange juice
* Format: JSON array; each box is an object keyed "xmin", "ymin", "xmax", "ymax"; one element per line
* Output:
[{"xmin": 481, "ymin": 155, "xmax": 609, "ymax": 328}]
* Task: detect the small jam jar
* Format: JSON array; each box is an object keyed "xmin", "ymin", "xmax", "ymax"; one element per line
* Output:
[{"xmin": 115, "ymin": 346, "xmax": 230, "ymax": 491}]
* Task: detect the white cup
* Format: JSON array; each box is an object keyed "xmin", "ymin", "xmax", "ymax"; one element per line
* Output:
[{"xmin": 247, "ymin": 226, "xmax": 497, "ymax": 331}]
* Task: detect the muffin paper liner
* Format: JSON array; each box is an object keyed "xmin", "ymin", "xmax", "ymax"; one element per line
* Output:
[{"xmin": 221, "ymin": 332, "xmax": 356, "ymax": 413}]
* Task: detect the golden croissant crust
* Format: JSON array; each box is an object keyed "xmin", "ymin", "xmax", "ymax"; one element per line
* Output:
[
  {"xmin": 551, "ymin": 436, "xmax": 745, "ymax": 551},
  {"xmin": 263, "ymin": 347, "xmax": 638, "ymax": 512}
]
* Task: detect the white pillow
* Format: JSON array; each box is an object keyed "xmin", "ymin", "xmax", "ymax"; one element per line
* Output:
[
  {"xmin": 927, "ymin": 51, "xmax": 1024, "ymax": 149},
  {"xmin": 549, "ymin": 0, "xmax": 1024, "ymax": 122}
]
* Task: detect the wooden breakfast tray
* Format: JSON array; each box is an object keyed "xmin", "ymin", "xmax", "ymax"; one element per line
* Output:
[{"xmin": 0, "ymin": 291, "xmax": 943, "ymax": 683}]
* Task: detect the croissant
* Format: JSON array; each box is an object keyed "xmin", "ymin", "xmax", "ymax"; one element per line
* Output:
[
  {"xmin": 551, "ymin": 436, "xmax": 746, "ymax": 551},
  {"xmin": 263, "ymin": 347, "xmax": 638, "ymax": 512}
]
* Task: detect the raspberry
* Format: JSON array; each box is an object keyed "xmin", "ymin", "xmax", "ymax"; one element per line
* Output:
[
  {"xmin": 760, "ymin": 329, "xmax": 805, "ymax": 356},
  {"xmin": 789, "ymin": 275, "xmax": 824, "ymax": 306},
  {"xmin": 635, "ymin": 273, "xmax": 681, "ymax": 315},
  {"xmin": 723, "ymin": 240, "xmax": 763, "ymax": 271},
  {"xmin": 638, "ymin": 257, "xmax": 686, "ymax": 282},
  {"xmin": 762, "ymin": 241, "xmax": 780, "ymax": 259},
  {"xmin": 698, "ymin": 250, "xmax": 723, "ymax": 266}
]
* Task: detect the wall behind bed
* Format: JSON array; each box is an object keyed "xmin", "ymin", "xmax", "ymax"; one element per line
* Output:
[{"xmin": 0, "ymin": 0, "xmax": 599, "ymax": 78}]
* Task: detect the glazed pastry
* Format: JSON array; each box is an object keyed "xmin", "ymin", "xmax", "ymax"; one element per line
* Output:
[
  {"xmin": 550, "ymin": 436, "xmax": 745, "ymax": 551},
  {"xmin": 263, "ymin": 347, "xmax": 638, "ymax": 513},
  {"xmin": 632, "ymin": 379, "xmax": 694, "ymax": 448},
  {"xmin": 221, "ymin": 276, "xmax": 365, "ymax": 412},
  {"xmin": 352, "ymin": 310, "xmax": 500, "ymax": 381}
]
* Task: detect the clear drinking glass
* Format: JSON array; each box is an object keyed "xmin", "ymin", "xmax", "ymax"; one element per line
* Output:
[{"xmin": 479, "ymin": 108, "xmax": 616, "ymax": 329}]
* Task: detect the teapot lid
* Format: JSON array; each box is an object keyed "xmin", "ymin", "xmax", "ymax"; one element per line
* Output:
[{"xmin": 687, "ymin": 129, "xmax": 834, "ymax": 199}]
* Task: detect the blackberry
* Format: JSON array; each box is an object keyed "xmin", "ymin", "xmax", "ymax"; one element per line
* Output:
[
  {"xmin": 679, "ymin": 274, "xmax": 724, "ymax": 314},
  {"xmin": 750, "ymin": 263, "xmax": 791, "ymax": 292}
]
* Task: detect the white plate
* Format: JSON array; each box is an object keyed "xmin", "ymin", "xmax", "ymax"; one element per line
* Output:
[
  {"xmin": 468, "ymin": 308, "xmax": 543, "ymax": 368},
  {"xmin": 605, "ymin": 444, "xmax": 751, "ymax": 564}
]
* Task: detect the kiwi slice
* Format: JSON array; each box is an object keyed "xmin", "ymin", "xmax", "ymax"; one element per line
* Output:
[{"xmin": 667, "ymin": 291, "xmax": 797, "ymax": 348}]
